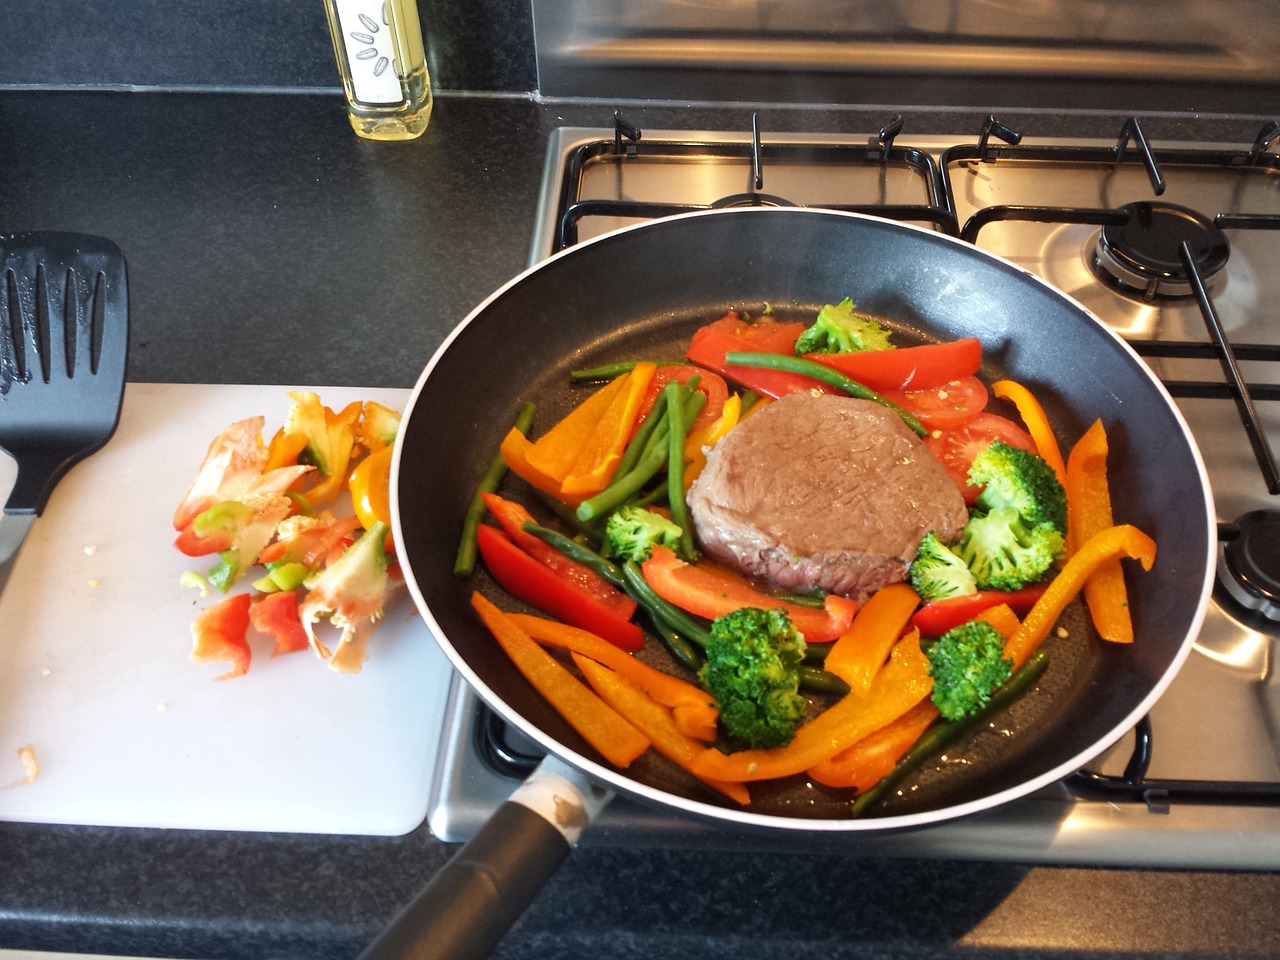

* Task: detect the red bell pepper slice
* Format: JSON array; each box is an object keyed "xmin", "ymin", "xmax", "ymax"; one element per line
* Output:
[
  {"xmin": 634, "ymin": 365, "xmax": 729, "ymax": 436},
  {"xmin": 686, "ymin": 313, "xmax": 827, "ymax": 399},
  {"xmin": 481, "ymin": 493, "xmax": 637, "ymax": 620},
  {"xmin": 476, "ymin": 524, "xmax": 645, "ymax": 651},
  {"xmin": 910, "ymin": 584, "xmax": 1049, "ymax": 637},
  {"xmin": 189, "ymin": 592, "xmax": 253, "ymax": 679},
  {"xmin": 249, "ymin": 589, "xmax": 311, "ymax": 656},
  {"xmin": 639, "ymin": 545, "xmax": 858, "ymax": 644},
  {"xmin": 803, "ymin": 337, "xmax": 982, "ymax": 393}
]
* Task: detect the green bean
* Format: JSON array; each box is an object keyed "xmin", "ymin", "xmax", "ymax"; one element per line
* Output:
[
  {"xmin": 723, "ymin": 351, "xmax": 927, "ymax": 438},
  {"xmin": 570, "ymin": 360, "xmax": 685, "ymax": 381},
  {"xmin": 453, "ymin": 401, "xmax": 536, "ymax": 576},
  {"xmin": 663, "ymin": 380, "xmax": 697, "ymax": 562},
  {"xmin": 521, "ymin": 520, "xmax": 626, "ymax": 589},
  {"xmin": 639, "ymin": 609, "xmax": 704, "ymax": 674},
  {"xmin": 576, "ymin": 388, "xmax": 705, "ymax": 524},
  {"xmin": 531, "ymin": 488, "xmax": 595, "ymax": 536},
  {"xmin": 577, "ymin": 429, "xmax": 670, "ymax": 522},
  {"xmin": 850, "ymin": 648, "xmax": 1050, "ymax": 817},
  {"xmin": 613, "ymin": 386, "xmax": 668, "ymax": 482},
  {"xmin": 799, "ymin": 664, "xmax": 851, "ymax": 697},
  {"xmin": 620, "ymin": 561, "xmax": 713, "ymax": 647}
]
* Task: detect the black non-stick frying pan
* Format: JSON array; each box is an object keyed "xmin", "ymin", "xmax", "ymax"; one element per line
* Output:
[{"xmin": 372, "ymin": 208, "xmax": 1214, "ymax": 959}]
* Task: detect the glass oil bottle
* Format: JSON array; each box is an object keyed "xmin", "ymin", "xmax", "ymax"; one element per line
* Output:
[{"xmin": 323, "ymin": 0, "xmax": 433, "ymax": 141}]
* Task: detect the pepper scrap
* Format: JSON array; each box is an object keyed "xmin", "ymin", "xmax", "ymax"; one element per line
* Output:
[
  {"xmin": 248, "ymin": 588, "xmax": 311, "ymax": 656},
  {"xmin": 299, "ymin": 520, "xmax": 403, "ymax": 673},
  {"xmin": 277, "ymin": 391, "xmax": 364, "ymax": 505},
  {"xmin": 189, "ymin": 592, "xmax": 253, "ymax": 680}
]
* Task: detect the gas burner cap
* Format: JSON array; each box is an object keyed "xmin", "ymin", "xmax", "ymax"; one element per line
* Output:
[
  {"xmin": 710, "ymin": 192, "xmax": 795, "ymax": 208},
  {"xmin": 1219, "ymin": 510, "xmax": 1280, "ymax": 622},
  {"xmin": 1093, "ymin": 201, "xmax": 1230, "ymax": 300}
]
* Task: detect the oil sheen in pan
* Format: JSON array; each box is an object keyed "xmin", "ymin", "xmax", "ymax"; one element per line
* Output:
[{"xmin": 475, "ymin": 302, "xmax": 1104, "ymax": 820}]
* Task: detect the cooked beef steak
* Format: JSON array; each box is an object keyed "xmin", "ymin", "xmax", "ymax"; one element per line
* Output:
[{"xmin": 687, "ymin": 392, "xmax": 968, "ymax": 599}]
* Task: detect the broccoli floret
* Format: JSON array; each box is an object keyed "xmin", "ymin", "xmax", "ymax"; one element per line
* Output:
[
  {"xmin": 968, "ymin": 441, "xmax": 1067, "ymax": 535},
  {"xmin": 954, "ymin": 441, "xmax": 1067, "ymax": 591},
  {"xmin": 601, "ymin": 506, "xmax": 683, "ymax": 563},
  {"xmin": 698, "ymin": 607, "xmax": 808, "ymax": 749},
  {"xmin": 794, "ymin": 297, "xmax": 894, "ymax": 354},
  {"xmin": 910, "ymin": 531, "xmax": 978, "ymax": 602},
  {"xmin": 926, "ymin": 620, "xmax": 1013, "ymax": 720},
  {"xmin": 955, "ymin": 507, "xmax": 1064, "ymax": 591}
]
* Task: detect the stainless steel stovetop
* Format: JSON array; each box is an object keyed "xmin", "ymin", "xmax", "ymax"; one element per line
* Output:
[{"xmin": 427, "ymin": 118, "xmax": 1280, "ymax": 868}]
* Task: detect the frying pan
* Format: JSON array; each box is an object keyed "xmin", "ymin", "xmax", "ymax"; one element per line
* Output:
[{"xmin": 373, "ymin": 208, "xmax": 1214, "ymax": 959}]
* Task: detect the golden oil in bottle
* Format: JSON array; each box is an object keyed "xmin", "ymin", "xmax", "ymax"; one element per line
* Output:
[{"xmin": 323, "ymin": 0, "xmax": 433, "ymax": 141}]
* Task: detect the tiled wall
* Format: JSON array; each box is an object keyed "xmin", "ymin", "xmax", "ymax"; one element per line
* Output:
[{"xmin": 0, "ymin": 0, "xmax": 537, "ymax": 93}]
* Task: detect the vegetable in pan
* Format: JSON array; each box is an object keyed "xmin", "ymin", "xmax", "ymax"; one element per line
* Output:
[
  {"xmin": 455, "ymin": 297, "xmax": 1158, "ymax": 812},
  {"xmin": 793, "ymin": 296, "xmax": 895, "ymax": 354},
  {"xmin": 697, "ymin": 607, "xmax": 808, "ymax": 749}
]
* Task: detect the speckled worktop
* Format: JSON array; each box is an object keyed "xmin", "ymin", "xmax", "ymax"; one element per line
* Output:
[{"xmin": 2, "ymin": 89, "xmax": 1280, "ymax": 960}]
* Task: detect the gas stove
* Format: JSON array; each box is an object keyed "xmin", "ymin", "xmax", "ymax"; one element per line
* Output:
[{"xmin": 427, "ymin": 115, "xmax": 1280, "ymax": 868}]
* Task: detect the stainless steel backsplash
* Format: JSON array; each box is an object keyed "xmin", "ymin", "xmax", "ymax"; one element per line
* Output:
[{"xmin": 531, "ymin": 0, "xmax": 1280, "ymax": 112}]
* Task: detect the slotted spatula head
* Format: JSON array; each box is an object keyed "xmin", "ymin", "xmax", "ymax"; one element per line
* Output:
[{"xmin": 0, "ymin": 232, "xmax": 129, "ymax": 516}]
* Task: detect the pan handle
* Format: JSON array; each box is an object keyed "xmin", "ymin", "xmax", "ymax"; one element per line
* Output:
[{"xmin": 358, "ymin": 754, "xmax": 614, "ymax": 960}]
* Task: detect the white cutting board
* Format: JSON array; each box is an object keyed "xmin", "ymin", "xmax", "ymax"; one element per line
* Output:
[{"xmin": 0, "ymin": 383, "xmax": 455, "ymax": 836}]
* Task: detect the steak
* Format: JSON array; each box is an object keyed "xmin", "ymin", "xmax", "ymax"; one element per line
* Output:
[{"xmin": 687, "ymin": 391, "xmax": 968, "ymax": 599}]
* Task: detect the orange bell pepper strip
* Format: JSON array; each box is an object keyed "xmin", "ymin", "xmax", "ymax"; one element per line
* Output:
[
  {"xmin": 499, "ymin": 427, "xmax": 584, "ymax": 507},
  {"xmin": 975, "ymin": 602, "xmax": 1022, "ymax": 640},
  {"xmin": 507, "ymin": 612, "xmax": 718, "ymax": 741},
  {"xmin": 1066, "ymin": 420, "xmax": 1133, "ymax": 643},
  {"xmin": 471, "ymin": 593, "xmax": 650, "ymax": 768},
  {"xmin": 823, "ymin": 583, "xmax": 921, "ymax": 693},
  {"xmin": 1003, "ymin": 524, "xmax": 1156, "ymax": 670},
  {"xmin": 526, "ymin": 366, "xmax": 655, "ymax": 494},
  {"xmin": 991, "ymin": 379, "xmax": 1067, "ymax": 487},
  {"xmin": 574, "ymin": 654, "xmax": 749, "ymax": 805},
  {"xmin": 683, "ymin": 393, "xmax": 742, "ymax": 488},
  {"xmin": 690, "ymin": 632, "xmax": 933, "ymax": 782},
  {"xmin": 640, "ymin": 546, "xmax": 858, "ymax": 644},
  {"xmin": 808, "ymin": 699, "xmax": 940, "ymax": 791},
  {"xmin": 560, "ymin": 363, "xmax": 657, "ymax": 496}
]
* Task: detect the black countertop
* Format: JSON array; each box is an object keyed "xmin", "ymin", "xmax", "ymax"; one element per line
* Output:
[{"xmin": 3, "ymin": 89, "xmax": 1280, "ymax": 960}]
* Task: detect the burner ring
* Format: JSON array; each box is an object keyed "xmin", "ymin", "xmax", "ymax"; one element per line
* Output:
[
  {"xmin": 710, "ymin": 192, "xmax": 794, "ymax": 209},
  {"xmin": 1219, "ymin": 510, "xmax": 1280, "ymax": 622},
  {"xmin": 1093, "ymin": 201, "xmax": 1230, "ymax": 299}
]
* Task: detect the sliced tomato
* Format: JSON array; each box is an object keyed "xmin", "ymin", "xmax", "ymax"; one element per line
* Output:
[
  {"xmin": 634, "ymin": 365, "xmax": 729, "ymax": 436},
  {"xmin": 924, "ymin": 412, "xmax": 1037, "ymax": 504},
  {"xmin": 883, "ymin": 375, "xmax": 988, "ymax": 431},
  {"xmin": 803, "ymin": 338, "xmax": 982, "ymax": 392},
  {"xmin": 686, "ymin": 313, "xmax": 826, "ymax": 398}
]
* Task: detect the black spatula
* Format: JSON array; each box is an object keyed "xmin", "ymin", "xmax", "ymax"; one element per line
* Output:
[{"xmin": 0, "ymin": 233, "xmax": 129, "ymax": 597}]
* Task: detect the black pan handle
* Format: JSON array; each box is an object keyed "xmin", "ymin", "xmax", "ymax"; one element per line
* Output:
[{"xmin": 358, "ymin": 755, "xmax": 613, "ymax": 960}]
